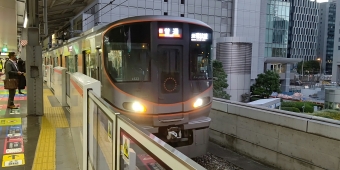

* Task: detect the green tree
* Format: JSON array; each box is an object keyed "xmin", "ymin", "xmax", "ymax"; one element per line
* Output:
[
  {"xmin": 297, "ymin": 60, "xmax": 320, "ymax": 74},
  {"xmin": 250, "ymin": 70, "xmax": 281, "ymax": 98},
  {"xmin": 213, "ymin": 60, "xmax": 231, "ymax": 100}
]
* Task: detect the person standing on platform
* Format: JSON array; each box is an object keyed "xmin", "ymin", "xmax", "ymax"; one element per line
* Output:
[
  {"xmin": 5, "ymin": 52, "xmax": 23, "ymax": 109},
  {"xmin": 17, "ymin": 58, "xmax": 26, "ymax": 94},
  {"xmin": 0, "ymin": 59, "xmax": 3, "ymax": 72}
]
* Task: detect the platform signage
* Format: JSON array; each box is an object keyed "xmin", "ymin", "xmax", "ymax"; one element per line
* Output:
[
  {"xmin": 191, "ymin": 32, "xmax": 210, "ymax": 42},
  {"xmin": 1, "ymin": 154, "xmax": 25, "ymax": 167},
  {"xmin": 0, "ymin": 90, "xmax": 26, "ymax": 94},
  {"xmin": 122, "ymin": 135, "xmax": 130, "ymax": 158},
  {"xmin": 158, "ymin": 28, "xmax": 182, "ymax": 38},
  {"xmin": 0, "ymin": 97, "xmax": 27, "ymax": 101},
  {"xmin": 108, "ymin": 120, "xmax": 112, "ymax": 141},
  {"xmin": 0, "ymin": 118, "xmax": 22, "ymax": 126},
  {"xmin": 4, "ymin": 137, "xmax": 24, "ymax": 154},
  {"xmin": 0, "ymin": 110, "xmax": 5, "ymax": 116},
  {"xmin": 0, "ymin": 104, "xmax": 20, "ymax": 109},
  {"xmin": 6, "ymin": 125, "xmax": 22, "ymax": 138}
]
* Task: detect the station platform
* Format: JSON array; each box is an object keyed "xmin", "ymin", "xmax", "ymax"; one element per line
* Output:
[{"xmin": 0, "ymin": 82, "xmax": 77, "ymax": 170}]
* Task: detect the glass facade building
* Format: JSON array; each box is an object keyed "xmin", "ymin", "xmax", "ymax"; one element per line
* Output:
[
  {"xmin": 326, "ymin": 3, "xmax": 336, "ymax": 74},
  {"xmin": 265, "ymin": 0, "xmax": 290, "ymax": 58},
  {"xmin": 287, "ymin": 0, "xmax": 319, "ymax": 61},
  {"xmin": 318, "ymin": 1, "xmax": 336, "ymax": 75}
]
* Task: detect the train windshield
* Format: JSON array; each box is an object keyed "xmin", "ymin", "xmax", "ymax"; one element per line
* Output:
[
  {"xmin": 189, "ymin": 27, "xmax": 213, "ymax": 80},
  {"xmin": 103, "ymin": 22, "xmax": 151, "ymax": 82}
]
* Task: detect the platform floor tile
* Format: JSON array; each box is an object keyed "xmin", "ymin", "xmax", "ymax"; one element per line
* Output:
[{"xmin": 32, "ymin": 88, "xmax": 71, "ymax": 170}]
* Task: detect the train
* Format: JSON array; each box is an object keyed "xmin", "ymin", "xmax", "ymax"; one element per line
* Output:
[{"xmin": 43, "ymin": 15, "xmax": 213, "ymax": 158}]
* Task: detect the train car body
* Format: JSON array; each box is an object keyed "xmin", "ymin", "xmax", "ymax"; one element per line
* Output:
[{"xmin": 43, "ymin": 16, "xmax": 213, "ymax": 158}]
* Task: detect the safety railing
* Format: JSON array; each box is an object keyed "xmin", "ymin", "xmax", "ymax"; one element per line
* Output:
[{"xmin": 87, "ymin": 90, "xmax": 205, "ymax": 170}]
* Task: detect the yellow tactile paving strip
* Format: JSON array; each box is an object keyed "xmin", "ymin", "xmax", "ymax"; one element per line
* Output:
[
  {"xmin": 32, "ymin": 89, "xmax": 69, "ymax": 170},
  {"xmin": 44, "ymin": 107, "xmax": 69, "ymax": 128},
  {"xmin": 32, "ymin": 116, "xmax": 56, "ymax": 170}
]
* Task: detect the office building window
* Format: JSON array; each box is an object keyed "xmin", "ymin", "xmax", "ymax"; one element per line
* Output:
[
  {"xmin": 181, "ymin": 0, "xmax": 185, "ymax": 4},
  {"xmin": 164, "ymin": 12, "xmax": 168, "ymax": 15},
  {"xmin": 181, "ymin": 14, "xmax": 184, "ymax": 17},
  {"xmin": 164, "ymin": 0, "xmax": 168, "ymax": 2},
  {"xmin": 338, "ymin": 46, "xmax": 340, "ymax": 50}
]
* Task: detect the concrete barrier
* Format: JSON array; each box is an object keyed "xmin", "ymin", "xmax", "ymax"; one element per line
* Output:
[{"xmin": 210, "ymin": 98, "xmax": 340, "ymax": 170}]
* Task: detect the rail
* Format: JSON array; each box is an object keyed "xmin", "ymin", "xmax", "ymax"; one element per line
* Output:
[{"xmin": 87, "ymin": 90, "xmax": 205, "ymax": 170}]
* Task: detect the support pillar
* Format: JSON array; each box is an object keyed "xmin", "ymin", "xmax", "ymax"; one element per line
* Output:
[
  {"xmin": 281, "ymin": 64, "xmax": 291, "ymax": 92},
  {"xmin": 24, "ymin": 28, "xmax": 44, "ymax": 116}
]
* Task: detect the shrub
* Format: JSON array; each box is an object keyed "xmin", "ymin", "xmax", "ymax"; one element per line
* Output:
[
  {"xmin": 281, "ymin": 102, "xmax": 314, "ymax": 113},
  {"xmin": 250, "ymin": 97, "xmax": 261, "ymax": 102},
  {"xmin": 281, "ymin": 107, "xmax": 300, "ymax": 113},
  {"xmin": 310, "ymin": 110, "xmax": 340, "ymax": 120}
]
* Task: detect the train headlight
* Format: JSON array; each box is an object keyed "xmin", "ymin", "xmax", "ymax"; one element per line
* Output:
[
  {"xmin": 193, "ymin": 98, "xmax": 203, "ymax": 108},
  {"xmin": 132, "ymin": 102, "xmax": 146, "ymax": 112}
]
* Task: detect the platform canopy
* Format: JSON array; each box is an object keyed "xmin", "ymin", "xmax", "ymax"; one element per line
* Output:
[
  {"xmin": 21, "ymin": 0, "xmax": 95, "ymax": 37},
  {"xmin": 264, "ymin": 57, "xmax": 302, "ymax": 64}
]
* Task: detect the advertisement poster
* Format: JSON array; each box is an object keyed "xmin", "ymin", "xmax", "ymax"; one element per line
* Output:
[{"xmin": 3, "ymin": 137, "xmax": 24, "ymax": 154}]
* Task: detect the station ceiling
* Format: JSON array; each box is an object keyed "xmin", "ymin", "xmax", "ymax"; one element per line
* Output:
[
  {"xmin": 0, "ymin": 0, "xmax": 18, "ymax": 52},
  {"xmin": 0, "ymin": 0, "xmax": 94, "ymax": 52}
]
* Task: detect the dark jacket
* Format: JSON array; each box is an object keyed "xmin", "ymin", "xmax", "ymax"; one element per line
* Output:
[
  {"xmin": 17, "ymin": 59, "xmax": 26, "ymax": 89},
  {"xmin": 5, "ymin": 60, "xmax": 19, "ymax": 80},
  {"xmin": 17, "ymin": 59, "xmax": 25, "ymax": 72}
]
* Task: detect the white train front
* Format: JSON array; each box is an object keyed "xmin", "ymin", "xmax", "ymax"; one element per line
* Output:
[{"xmin": 43, "ymin": 15, "xmax": 213, "ymax": 158}]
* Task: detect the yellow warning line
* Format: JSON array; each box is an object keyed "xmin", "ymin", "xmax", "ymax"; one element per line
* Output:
[
  {"xmin": 32, "ymin": 89, "xmax": 69, "ymax": 170},
  {"xmin": 32, "ymin": 116, "xmax": 56, "ymax": 170},
  {"xmin": 44, "ymin": 107, "xmax": 69, "ymax": 128}
]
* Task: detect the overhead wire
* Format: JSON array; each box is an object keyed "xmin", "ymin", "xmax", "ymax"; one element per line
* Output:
[{"xmin": 83, "ymin": 0, "xmax": 128, "ymax": 27}]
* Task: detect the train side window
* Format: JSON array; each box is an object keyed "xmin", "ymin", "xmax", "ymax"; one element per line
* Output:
[
  {"xmin": 104, "ymin": 23, "xmax": 151, "ymax": 82},
  {"xmin": 66, "ymin": 55, "xmax": 78, "ymax": 73}
]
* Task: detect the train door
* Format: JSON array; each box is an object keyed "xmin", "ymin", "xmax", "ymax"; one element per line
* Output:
[
  {"xmin": 54, "ymin": 57, "xmax": 58, "ymax": 67},
  {"xmin": 65, "ymin": 56, "xmax": 69, "ymax": 70},
  {"xmin": 157, "ymin": 46, "xmax": 183, "ymax": 105},
  {"xmin": 74, "ymin": 55, "xmax": 78, "ymax": 72},
  {"xmin": 96, "ymin": 49, "xmax": 102, "ymax": 81},
  {"xmin": 82, "ymin": 51, "xmax": 86, "ymax": 74},
  {"xmin": 83, "ymin": 51, "xmax": 98, "ymax": 79},
  {"xmin": 59, "ymin": 55, "xmax": 62, "ymax": 67}
]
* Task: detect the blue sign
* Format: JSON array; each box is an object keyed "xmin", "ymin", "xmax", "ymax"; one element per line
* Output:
[{"xmin": 6, "ymin": 125, "xmax": 22, "ymax": 138}]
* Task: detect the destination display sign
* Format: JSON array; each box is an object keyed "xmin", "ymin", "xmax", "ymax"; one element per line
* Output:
[
  {"xmin": 191, "ymin": 32, "xmax": 210, "ymax": 42},
  {"xmin": 159, "ymin": 28, "xmax": 182, "ymax": 38}
]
